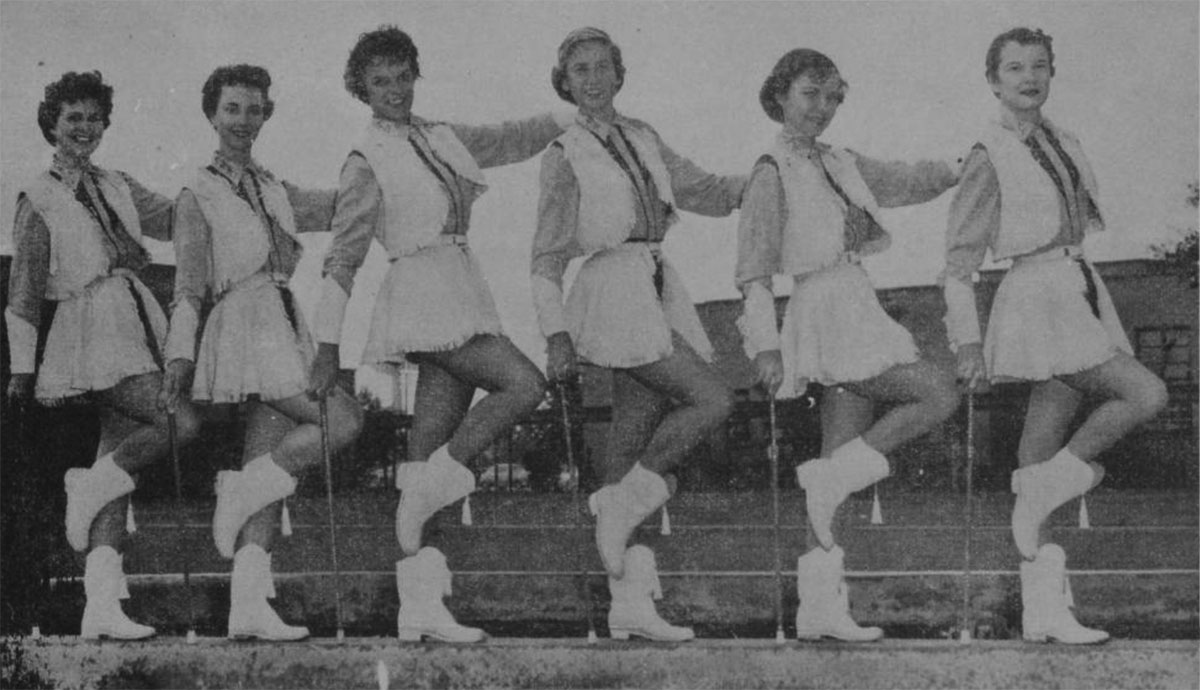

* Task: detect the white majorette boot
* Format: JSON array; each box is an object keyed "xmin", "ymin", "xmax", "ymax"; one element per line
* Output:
[
  {"xmin": 395, "ymin": 446, "xmax": 475, "ymax": 556},
  {"xmin": 794, "ymin": 546, "xmax": 883, "ymax": 642},
  {"xmin": 395, "ymin": 547, "xmax": 485, "ymax": 643},
  {"xmin": 589, "ymin": 464, "xmax": 670, "ymax": 578},
  {"xmin": 80, "ymin": 546, "xmax": 155, "ymax": 640},
  {"xmin": 794, "ymin": 438, "xmax": 889, "ymax": 550},
  {"xmin": 227, "ymin": 543, "xmax": 309, "ymax": 641},
  {"xmin": 1020, "ymin": 543, "xmax": 1109, "ymax": 644},
  {"xmin": 607, "ymin": 545, "xmax": 694, "ymax": 642},
  {"xmin": 213, "ymin": 454, "xmax": 296, "ymax": 559},
  {"xmin": 1011, "ymin": 448, "xmax": 1096, "ymax": 559},
  {"xmin": 65, "ymin": 453, "xmax": 135, "ymax": 552}
]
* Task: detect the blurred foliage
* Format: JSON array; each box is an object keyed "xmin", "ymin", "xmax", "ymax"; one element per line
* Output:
[{"xmin": 1150, "ymin": 180, "xmax": 1198, "ymax": 288}]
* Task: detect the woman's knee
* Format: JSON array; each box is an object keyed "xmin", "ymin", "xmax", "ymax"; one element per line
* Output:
[
  {"xmin": 925, "ymin": 377, "xmax": 962, "ymax": 423},
  {"xmin": 171, "ymin": 404, "xmax": 204, "ymax": 443},
  {"xmin": 1132, "ymin": 375, "xmax": 1169, "ymax": 423},
  {"xmin": 329, "ymin": 396, "xmax": 365, "ymax": 451},
  {"xmin": 508, "ymin": 367, "xmax": 549, "ymax": 413},
  {"xmin": 696, "ymin": 384, "xmax": 735, "ymax": 427}
]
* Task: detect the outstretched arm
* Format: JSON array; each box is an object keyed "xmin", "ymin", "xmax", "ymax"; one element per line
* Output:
[
  {"xmin": 450, "ymin": 112, "xmax": 573, "ymax": 169},
  {"xmin": 658, "ymin": 135, "xmax": 746, "ymax": 217},
  {"xmin": 854, "ymin": 153, "xmax": 960, "ymax": 208}
]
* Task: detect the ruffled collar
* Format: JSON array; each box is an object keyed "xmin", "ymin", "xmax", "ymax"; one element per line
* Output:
[
  {"xmin": 50, "ymin": 151, "xmax": 100, "ymax": 189},
  {"xmin": 574, "ymin": 110, "xmax": 637, "ymax": 140},
  {"xmin": 371, "ymin": 114, "xmax": 436, "ymax": 138},
  {"xmin": 777, "ymin": 129, "xmax": 830, "ymax": 160},
  {"xmin": 997, "ymin": 105, "xmax": 1050, "ymax": 141},
  {"xmin": 211, "ymin": 149, "xmax": 274, "ymax": 183}
]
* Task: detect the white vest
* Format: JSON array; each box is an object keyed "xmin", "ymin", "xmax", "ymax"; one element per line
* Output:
[
  {"xmin": 769, "ymin": 137, "xmax": 889, "ymax": 276},
  {"xmin": 22, "ymin": 169, "xmax": 144, "ymax": 300},
  {"xmin": 185, "ymin": 166, "xmax": 299, "ymax": 294},
  {"xmin": 354, "ymin": 119, "xmax": 486, "ymax": 256},
  {"xmin": 556, "ymin": 122, "xmax": 676, "ymax": 248},
  {"xmin": 980, "ymin": 120, "xmax": 1104, "ymax": 259}
]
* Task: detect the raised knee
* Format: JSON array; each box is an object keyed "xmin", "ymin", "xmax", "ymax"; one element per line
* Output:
[
  {"xmin": 170, "ymin": 406, "xmax": 203, "ymax": 443},
  {"xmin": 701, "ymin": 386, "xmax": 735, "ymax": 426},
  {"xmin": 513, "ymin": 370, "xmax": 549, "ymax": 412},
  {"xmin": 930, "ymin": 383, "xmax": 962, "ymax": 422},
  {"xmin": 1136, "ymin": 377, "xmax": 1170, "ymax": 422},
  {"xmin": 330, "ymin": 400, "xmax": 365, "ymax": 451}
]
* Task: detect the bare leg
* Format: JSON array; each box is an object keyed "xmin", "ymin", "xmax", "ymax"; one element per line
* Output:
[
  {"xmin": 841, "ymin": 358, "xmax": 961, "ymax": 455},
  {"xmin": 604, "ymin": 370, "xmax": 669, "ymax": 485},
  {"xmin": 408, "ymin": 335, "xmax": 547, "ymax": 464},
  {"xmin": 1060, "ymin": 352, "xmax": 1168, "ymax": 461},
  {"xmin": 89, "ymin": 372, "xmax": 202, "ymax": 550},
  {"xmin": 1019, "ymin": 380, "xmax": 1085, "ymax": 549},
  {"xmin": 259, "ymin": 388, "xmax": 363, "ymax": 476},
  {"xmin": 405, "ymin": 361, "xmax": 476, "ymax": 465},
  {"xmin": 616, "ymin": 337, "xmax": 733, "ymax": 477},
  {"xmin": 810, "ymin": 386, "xmax": 875, "ymax": 548},
  {"xmin": 233, "ymin": 388, "xmax": 362, "ymax": 551}
]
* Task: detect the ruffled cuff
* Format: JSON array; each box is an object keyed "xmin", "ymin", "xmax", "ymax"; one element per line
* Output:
[
  {"xmin": 4, "ymin": 308, "xmax": 37, "ymax": 374},
  {"xmin": 942, "ymin": 274, "xmax": 982, "ymax": 352},
  {"xmin": 736, "ymin": 281, "xmax": 780, "ymax": 357},
  {"xmin": 531, "ymin": 275, "xmax": 568, "ymax": 339},
  {"xmin": 164, "ymin": 300, "xmax": 200, "ymax": 362},
  {"xmin": 312, "ymin": 277, "xmax": 350, "ymax": 344}
]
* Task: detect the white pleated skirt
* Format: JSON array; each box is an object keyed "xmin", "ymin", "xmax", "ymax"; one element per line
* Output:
[
  {"xmin": 192, "ymin": 273, "xmax": 314, "ymax": 403},
  {"xmin": 565, "ymin": 244, "xmax": 713, "ymax": 368},
  {"xmin": 36, "ymin": 272, "xmax": 166, "ymax": 402},
  {"xmin": 778, "ymin": 262, "xmax": 918, "ymax": 398},
  {"xmin": 985, "ymin": 253, "xmax": 1131, "ymax": 382},
  {"xmin": 360, "ymin": 244, "xmax": 503, "ymax": 366}
]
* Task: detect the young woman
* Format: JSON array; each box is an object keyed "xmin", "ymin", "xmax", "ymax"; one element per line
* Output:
[
  {"xmin": 160, "ymin": 64, "xmax": 363, "ymax": 641},
  {"xmin": 308, "ymin": 25, "xmax": 570, "ymax": 643},
  {"xmin": 737, "ymin": 48, "xmax": 960, "ymax": 641},
  {"xmin": 532, "ymin": 27, "xmax": 745, "ymax": 641},
  {"xmin": 943, "ymin": 28, "xmax": 1167, "ymax": 644},
  {"xmin": 5, "ymin": 71, "xmax": 201, "ymax": 639}
]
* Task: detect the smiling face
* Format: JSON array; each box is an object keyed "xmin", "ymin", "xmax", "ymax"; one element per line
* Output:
[
  {"xmin": 52, "ymin": 99, "xmax": 106, "ymax": 161},
  {"xmin": 776, "ymin": 71, "xmax": 845, "ymax": 143},
  {"xmin": 363, "ymin": 57, "xmax": 416, "ymax": 124},
  {"xmin": 563, "ymin": 40, "xmax": 620, "ymax": 120},
  {"xmin": 989, "ymin": 41, "xmax": 1052, "ymax": 117},
  {"xmin": 209, "ymin": 85, "xmax": 266, "ymax": 159}
]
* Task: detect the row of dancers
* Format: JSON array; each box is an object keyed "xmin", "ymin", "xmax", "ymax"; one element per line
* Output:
[{"xmin": 4, "ymin": 25, "xmax": 1167, "ymax": 645}]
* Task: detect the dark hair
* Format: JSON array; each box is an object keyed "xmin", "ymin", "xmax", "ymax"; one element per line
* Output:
[
  {"xmin": 201, "ymin": 64, "xmax": 275, "ymax": 120},
  {"xmin": 551, "ymin": 27, "xmax": 625, "ymax": 105},
  {"xmin": 37, "ymin": 71, "xmax": 114, "ymax": 145},
  {"xmin": 985, "ymin": 27, "xmax": 1055, "ymax": 83},
  {"xmin": 344, "ymin": 25, "xmax": 421, "ymax": 103},
  {"xmin": 759, "ymin": 49, "xmax": 844, "ymax": 123}
]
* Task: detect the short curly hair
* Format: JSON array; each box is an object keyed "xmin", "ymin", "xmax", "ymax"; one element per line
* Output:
[
  {"xmin": 37, "ymin": 71, "xmax": 113, "ymax": 146},
  {"xmin": 758, "ymin": 49, "xmax": 844, "ymax": 123},
  {"xmin": 985, "ymin": 27, "xmax": 1055, "ymax": 83},
  {"xmin": 344, "ymin": 25, "xmax": 421, "ymax": 103},
  {"xmin": 551, "ymin": 27, "xmax": 625, "ymax": 105},
  {"xmin": 201, "ymin": 64, "xmax": 275, "ymax": 121}
]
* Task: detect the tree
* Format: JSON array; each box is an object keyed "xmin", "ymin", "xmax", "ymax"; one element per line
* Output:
[{"xmin": 1150, "ymin": 181, "xmax": 1198, "ymax": 288}]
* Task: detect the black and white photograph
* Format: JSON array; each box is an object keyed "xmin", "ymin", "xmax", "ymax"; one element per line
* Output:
[{"xmin": 0, "ymin": 1, "xmax": 1196, "ymax": 688}]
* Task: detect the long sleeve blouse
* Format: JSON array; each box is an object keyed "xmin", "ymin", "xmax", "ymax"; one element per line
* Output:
[
  {"xmin": 736, "ymin": 145, "xmax": 957, "ymax": 356},
  {"xmin": 530, "ymin": 114, "xmax": 745, "ymax": 338},
  {"xmin": 6, "ymin": 167, "xmax": 172, "ymax": 374},
  {"xmin": 166, "ymin": 153, "xmax": 335, "ymax": 362},
  {"xmin": 322, "ymin": 115, "xmax": 566, "ymax": 298},
  {"xmin": 941, "ymin": 113, "xmax": 1101, "ymax": 349}
]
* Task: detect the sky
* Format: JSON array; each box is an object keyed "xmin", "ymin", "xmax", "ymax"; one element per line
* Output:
[{"xmin": 1, "ymin": 0, "xmax": 1197, "ymax": 389}]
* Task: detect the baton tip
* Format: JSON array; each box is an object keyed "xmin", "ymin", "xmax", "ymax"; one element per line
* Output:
[
  {"xmin": 774, "ymin": 629, "xmax": 787, "ymax": 644},
  {"xmin": 958, "ymin": 629, "xmax": 972, "ymax": 644},
  {"xmin": 587, "ymin": 629, "xmax": 598, "ymax": 644},
  {"xmin": 186, "ymin": 630, "xmax": 197, "ymax": 645},
  {"xmin": 337, "ymin": 629, "xmax": 346, "ymax": 643}
]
